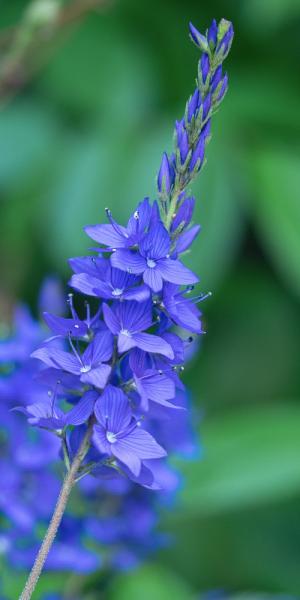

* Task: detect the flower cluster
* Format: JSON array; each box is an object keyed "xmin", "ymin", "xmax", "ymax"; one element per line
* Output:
[
  {"xmin": 0, "ymin": 286, "xmax": 192, "ymax": 576},
  {"xmin": 21, "ymin": 19, "xmax": 233, "ymax": 488}
]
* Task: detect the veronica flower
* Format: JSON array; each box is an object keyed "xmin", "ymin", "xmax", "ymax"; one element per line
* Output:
[
  {"xmin": 69, "ymin": 258, "xmax": 150, "ymax": 302},
  {"xmin": 17, "ymin": 18, "xmax": 233, "ymax": 598},
  {"xmin": 103, "ymin": 300, "xmax": 174, "ymax": 358},
  {"xmin": 85, "ymin": 198, "xmax": 153, "ymax": 250},
  {"xmin": 31, "ymin": 329, "xmax": 113, "ymax": 389},
  {"xmin": 162, "ymin": 283, "xmax": 204, "ymax": 334},
  {"xmin": 111, "ymin": 220, "xmax": 198, "ymax": 292},
  {"xmin": 93, "ymin": 385, "xmax": 166, "ymax": 476}
]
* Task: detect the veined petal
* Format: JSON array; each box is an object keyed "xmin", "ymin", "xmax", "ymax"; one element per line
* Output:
[
  {"xmin": 158, "ymin": 258, "xmax": 199, "ymax": 285},
  {"xmin": 43, "ymin": 312, "xmax": 88, "ymax": 337},
  {"xmin": 111, "ymin": 250, "xmax": 146, "ymax": 274},
  {"xmin": 123, "ymin": 284, "xmax": 151, "ymax": 302},
  {"xmin": 176, "ymin": 225, "xmax": 201, "ymax": 254},
  {"xmin": 80, "ymin": 364, "xmax": 111, "ymax": 389},
  {"xmin": 93, "ymin": 424, "xmax": 111, "ymax": 455},
  {"xmin": 83, "ymin": 330, "xmax": 113, "ymax": 364},
  {"xmin": 65, "ymin": 391, "xmax": 97, "ymax": 426},
  {"xmin": 118, "ymin": 333, "xmax": 136, "ymax": 354},
  {"xmin": 112, "ymin": 443, "xmax": 142, "ymax": 476},
  {"xmin": 95, "ymin": 385, "xmax": 131, "ymax": 432},
  {"xmin": 102, "ymin": 303, "xmax": 120, "ymax": 334},
  {"xmin": 117, "ymin": 428, "xmax": 166, "ymax": 460},
  {"xmin": 139, "ymin": 373, "xmax": 176, "ymax": 403},
  {"xmin": 133, "ymin": 333, "xmax": 174, "ymax": 359},
  {"xmin": 84, "ymin": 224, "xmax": 127, "ymax": 248},
  {"xmin": 143, "ymin": 268, "xmax": 163, "ymax": 292},
  {"xmin": 31, "ymin": 347, "xmax": 80, "ymax": 375},
  {"xmin": 69, "ymin": 273, "xmax": 111, "ymax": 299},
  {"xmin": 140, "ymin": 222, "xmax": 170, "ymax": 260},
  {"xmin": 69, "ymin": 256, "xmax": 108, "ymax": 277}
]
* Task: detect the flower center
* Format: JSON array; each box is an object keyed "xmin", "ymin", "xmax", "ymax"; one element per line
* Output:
[
  {"xmin": 147, "ymin": 258, "xmax": 156, "ymax": 268},
  {"xmin": 80, "ymin": 365, "xmax": 91, "ymax": 373},
  {"xmin": 106, "ymin": 431, "xmax": 117, "ymax": 443},
  {"xmin": 120, "ymin": 329, "xmax": 131, "ymax": 337},
  {"xmin": 112, "ymin": 288, "xmax": 123, "ymax": 297}
]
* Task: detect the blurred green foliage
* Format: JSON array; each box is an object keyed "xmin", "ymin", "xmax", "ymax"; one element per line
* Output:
[{"xmin": 1, "ymin": 0, "xmax": 300, "ymax": 597}]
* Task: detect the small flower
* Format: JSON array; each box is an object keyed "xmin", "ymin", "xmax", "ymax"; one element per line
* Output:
[
  {"xmin": 85, "ymin": 198, "xmax": 153, "ymax": 250},
  {"xmin": 157, "ymin": 152, "xmax": 174, "ymax": 194},
  {"xmin": 69, "ymin": 258, "xmax": 150, "ymax": 302},
  {"xmin": 93, "ymin": 385, "xmax": 166, "ymax": 476},
  {"xmin": 103, "ymin": 300, "xmax": 174, "ymax": 358},
  {"xmin": 31, "ymin": 330, "xmax": 113, "ymax": 389},
  {"xmin": 111, "ymin": 221, "xmax": 198, "ymax": 292}
]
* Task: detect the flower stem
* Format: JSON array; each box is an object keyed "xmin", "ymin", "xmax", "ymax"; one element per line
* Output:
[{"xmin": 19, "ymin": 420, "xmax": 94, "ymax": 600}]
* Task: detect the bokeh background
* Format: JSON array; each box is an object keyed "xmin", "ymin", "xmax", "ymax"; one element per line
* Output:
[{"xmin": 1, "ymin": 0, "xmax": 300, "ymax": 597}]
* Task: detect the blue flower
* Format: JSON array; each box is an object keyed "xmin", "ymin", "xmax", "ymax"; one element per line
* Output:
[
  {"xmin": 85, "ymin": 198, "xmax": 153, "ymax": 250},
  {"xmin": 111, "ymin": 221, "xmax": 198, "ymax": 292},
  {"xmin": 32, "ymin": 329, "xmax": 113, "ymax": 389},
  {"xmin": 93, "ymin": 385, "xmax": 166, "ymax": 477},
  {"xmin": 69, "ymin": 257, "xmax": 150, "ymax": 302},
  {"xmin": 103, "ymin": 300, "xmax": 174, "ymax": 358}
]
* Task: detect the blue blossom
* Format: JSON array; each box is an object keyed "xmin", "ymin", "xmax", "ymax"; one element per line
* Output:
[
  {"xmin": 111, "ymin": 221, "xmax": 198, "ymax": 292},
  {"xmin": 18, "ymin": 19, "xmax": 233, "ymax": 498},
  {"xmin": 93, "ymin": 385, "xmax": 166, "ymax": 476}
]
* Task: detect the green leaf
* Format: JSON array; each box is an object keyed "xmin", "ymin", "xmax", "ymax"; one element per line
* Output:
[
  {"xmin": 174, "ymin": 404, "xmax": 300, "ymax": 516},
  {"xmin": 250, "ymin": 148, "xmax": 300, "ymax": 297}
]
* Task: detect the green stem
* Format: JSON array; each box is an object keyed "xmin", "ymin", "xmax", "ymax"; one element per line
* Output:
[{"xmin": 19, "ymin": 419, "xmax": 94, "ymax": 600}]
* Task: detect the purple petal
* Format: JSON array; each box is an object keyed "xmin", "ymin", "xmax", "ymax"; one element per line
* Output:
[
  {"xmin": 65, "ymin": 391, "xmax": 97, "ymax": 426},
  {"xmin": 117, "ymin": 333, "xmax": 136, "ymax": 354},
  {"xmin": 143, "ymin": 268, "xmax": 163, "ymax": 292},
  {"xmin": 94, "ymin": 385, "xmax": 131, "ymax": 432},
  {"xmin": 69, "ymin": 273, "xmax": 112, "ymax": 299},
  {"xmin": 176, "ymin": 225, "xmax": 201, "ymax": 254},
  {"xmin": 123, "ymin": 284, "xmax": 151, "ymax": 302},
  {"xmin": 31, "ymin": 347, "xmax": 80, "ymax": 375},
  {"xmin": 133, "ymin": 333, "xmax": 174, "ymax": 359},
  {"xmin": 112, "ymin": 443, "xmax": 142, "ymax": 476},
  {"xmin": 118, "ymin": 300, "xmax": 152, "ymax": 333},
  {"xmin": 138, "ymin": 372, "xmax": 176, "ymax": 403},
  {"xmin": 111, "ymin": 249, "xmax": 146, "ymax": 274},
  {"xmin": 116, "ymin": 428, "xmax": 166, "ymax": 460},
  {"xmin": 102, "ymin": 303, "xmax": 120, "ymax": 334},
  {"xmin": 84, "ymin": 224, "xmax": 127, "ymax": 248},
  {"xmin": 139, "ymin": 222, "xmax": 170, "ymax": 260},
  {"xmin": 80, "ymin": 364, "xmax": 111, "ymax": 389},
  {"xmin": 43, "ymin": 312, "xmax": 88, "ymax": 337},
  {"xmin": 93, "ymin": 424, "xmax": 111, "ymax": 455},
  {"xmin": 158, "ymin": 258, "xmax": 199, "ymax": 285},
  {"xmin": 83, "ymin": 330, "xmax": 113, "ymax": 364},
  {"xmin": 69, "ymin": 256, "xmax": 108, "ymax": 277}
]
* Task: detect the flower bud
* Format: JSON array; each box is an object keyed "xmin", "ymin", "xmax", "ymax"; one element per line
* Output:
[
  {"xmin": 187, "ymin": 89, "xmax": 201, "ymax": 123},
  {"xmin": 210, "ymin": 65, "xmax": 223, "ymax": 93},
  {"xmin": 189, "ymin": 133, "xmax": 205, "ymax": 172},
  {"xmin": 189, "ymin": 22, "xmax": 209, "ymax": 52},
  {"xmin": 202, "ymin": 93, "xmax": 211, "ymax": 120},
  {"xmin": 175, "ymin": 120, "xmax": 189, "ymax": 165},
  {"xmin": 216, "ymin": 73, "xmax": 228, "ymax": 102},
  {"xmin": 207, "ymin": 19, "xmax": 218, "ymax": 49},
  {"xmin": 216, "ymin": 19, "xmax": 234, "ymax": 59},
  {"xmin": 200, "ymin": 53, "xmax": 210, "ymax": 86},
  {"xmin": 157, "ymin": 152, "xmax": 174, "ymax": 194}
]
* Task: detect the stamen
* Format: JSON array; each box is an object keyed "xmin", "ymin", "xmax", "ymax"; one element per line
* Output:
[
  {"xmin": 105, "ymin": 208, "xmax": 128, "ymax": 238},
  {"xmin": 68, "ymin": 332, "xmax": 84, "ymax": 367},
  {"xmin": 67, "ymin": 293, "xmax": 78, "ymax": 320}
]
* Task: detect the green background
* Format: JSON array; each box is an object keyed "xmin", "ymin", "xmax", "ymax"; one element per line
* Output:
[{"xmin": 1, "ymin": 0, "xmax": 300, "ymax": 597}]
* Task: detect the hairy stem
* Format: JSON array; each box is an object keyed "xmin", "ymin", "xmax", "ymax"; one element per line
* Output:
[{"xmin": 19, "ymin": 420, "xmax": 94, "ymax": 600}]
